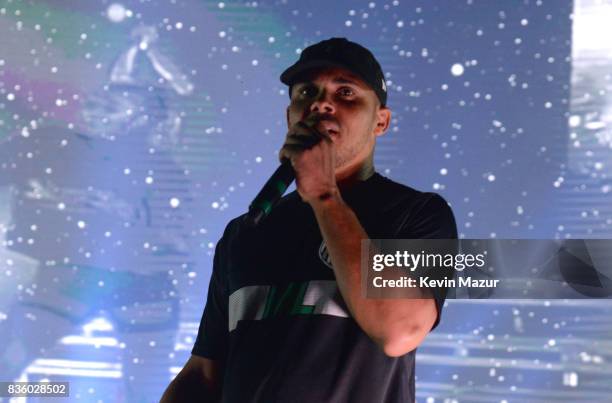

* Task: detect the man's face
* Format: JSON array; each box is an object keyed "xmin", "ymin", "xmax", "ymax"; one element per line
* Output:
[{"xmin": 286, "ymin": 67, "xmax": 390, "ymax": 174}]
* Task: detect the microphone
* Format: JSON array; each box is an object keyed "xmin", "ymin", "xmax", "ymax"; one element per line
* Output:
[{"xmin": 245, "ymin": 160, "xmax": 295, "ymax": 227}]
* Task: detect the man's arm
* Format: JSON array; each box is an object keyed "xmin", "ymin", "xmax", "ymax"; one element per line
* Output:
[
  {"xmin": 310, "ymin": 192, "xmax": 438, "ymax": 357},
  {"xmin": 162, "ymin": 221, "xmax": 232, "ymax": 402},
  {"xmin": 160, "ymin": 355, "xmax": 221, "ymax": 403},
  {"xmin": 281, "ymin": 118, "xmax": 444, "ymax": 357}
]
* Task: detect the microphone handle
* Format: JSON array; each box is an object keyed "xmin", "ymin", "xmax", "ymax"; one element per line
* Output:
[{"xmin": 245, "ymin": 161, "xmax": 295, "ymax": 227}]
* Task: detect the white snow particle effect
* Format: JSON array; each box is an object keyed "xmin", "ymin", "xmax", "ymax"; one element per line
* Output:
[
  {"xmin": 451, "ymin": 63, "xmax": 464, "ymax": 76},
  {"xmin": 487, "ymin": 174, "xmax": 496, "ymax": 182},
  {"xmin": 563, "ymin": 372, "xmax": 578, "ymax": 387},
  {"xmin": 77, "ymin": 221, "xmax": 86, "ymax": 229},
  {"xmin": 7, "ymin": 93, "xmax": 15, "ymax": 101},
  {"xmin": 107, "ymin": 3, "xmax": 127, "ymax": 23},
  {"xmin": 569, "ymin": 115, "xmax": 581, "ymax": 127},
  {"xmin": 170, "ymin": 198, "xmax": 180, "ymax": 208}
]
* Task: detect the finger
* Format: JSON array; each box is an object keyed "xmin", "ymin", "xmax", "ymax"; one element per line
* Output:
[
  {"xmin": 302, "ymin": 115, "xmax": 325, "ymax": 129},
  {"xmin": 290, "ymin": 123, "xmax": 321, "ymax": 143},
  {"xmin": 285, "ymin": 132, "xmax": 322, "ymax": 148},
  {"xmin": 281, "ymin": 143, "xmax": 311, "ymax": 154},
  {"xmin": 296, "ymin": 120, "xmax": 334, "ymax": 143},
  {"xmin": 278, "ymin": 144, "xmax": 308, "ymax": 163}
]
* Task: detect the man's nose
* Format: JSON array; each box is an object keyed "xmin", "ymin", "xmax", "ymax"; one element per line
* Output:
[{"xmin": 309, "ymin": 90, "xmax": 335, "ymax": 114}]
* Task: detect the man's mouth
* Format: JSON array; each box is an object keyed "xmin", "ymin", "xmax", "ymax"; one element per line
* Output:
[
  {"xmin": 315, "ymin": 121, "xmax": 340, "ymax": 137},
  {"xmin": 303, "ymin": 113, "xmax": 340, "ymax": 137}
]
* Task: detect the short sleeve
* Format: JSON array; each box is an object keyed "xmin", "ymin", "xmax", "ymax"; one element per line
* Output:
[
  {"xmin": 191, "ymin": 226, "xmax": 231, "ymax": 361},
  {"xmin": 397, "ymin": 193, "xmax": 457, "ymax": 240},
  {"xmin": 396, "ymin": 193, "xmax": 457, "ymax": 330}
]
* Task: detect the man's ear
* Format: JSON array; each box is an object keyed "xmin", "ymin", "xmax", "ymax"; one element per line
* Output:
[{"xmin": 374, "ymin": 106, "xmax": 391, "ymax": 137}]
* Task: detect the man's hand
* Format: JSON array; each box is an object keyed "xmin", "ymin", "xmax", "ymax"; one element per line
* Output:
[
  {"xmin": 279, "ymin": 115, "xmax": 339, "ymax": 204},
  {"xmin": 160, "ymin": 355, "xmax": 221, "ymax": 403}
]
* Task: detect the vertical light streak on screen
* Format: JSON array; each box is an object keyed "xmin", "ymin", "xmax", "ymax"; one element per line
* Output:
[{"xmin": 564, "ymin": 0, "xmax": 612, "ymax": 237}]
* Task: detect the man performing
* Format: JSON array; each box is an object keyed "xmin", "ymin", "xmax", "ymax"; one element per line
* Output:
[{"xmin": 162, "ymin": 37, "xmax": 457, "ymax": 402}]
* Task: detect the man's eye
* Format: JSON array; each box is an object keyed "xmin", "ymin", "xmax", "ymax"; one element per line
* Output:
[
  {"xmin": 298, "ymin": 87, "xmax": 317, "ymax": 97},
  {"xmin": 337, "ymin": 87, "xmax": 355, "ymax": 97}
]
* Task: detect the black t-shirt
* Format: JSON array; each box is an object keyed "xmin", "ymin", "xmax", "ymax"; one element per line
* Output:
[{"xmin": 193, "ymin": 173, "xmax": 457, "ymax": 402}]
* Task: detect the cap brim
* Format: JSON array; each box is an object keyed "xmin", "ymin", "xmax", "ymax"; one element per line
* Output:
[{"xmin": 280, "ymin": 59, "xmax": 353, "ymax": 86}]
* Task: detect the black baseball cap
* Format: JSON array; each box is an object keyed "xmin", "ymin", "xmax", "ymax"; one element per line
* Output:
[{"xmin": 280, "ymin": 37, "xmax": 387, "ymax": 106}]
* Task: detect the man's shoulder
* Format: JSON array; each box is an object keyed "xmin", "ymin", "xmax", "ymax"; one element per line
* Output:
[
  {"xmin": 362, "ymin": 173, "xmax": 456, "ymax": 238},
  {"xmin": 371, "ymin": 173, "xmax": 423, "ymax": 198},
  {"xmin": 222, "ymin": 191, "xmax": 306, "ymax": 237},
  {"xmin": 364, "ymin": 173, "xmax": 451, "ymax": 212}
]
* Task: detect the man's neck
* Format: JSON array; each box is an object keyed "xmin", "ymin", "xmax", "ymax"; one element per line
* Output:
[{"xmin": 335, "ymin": 161, "xmax": 375, "ymax": 190}]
